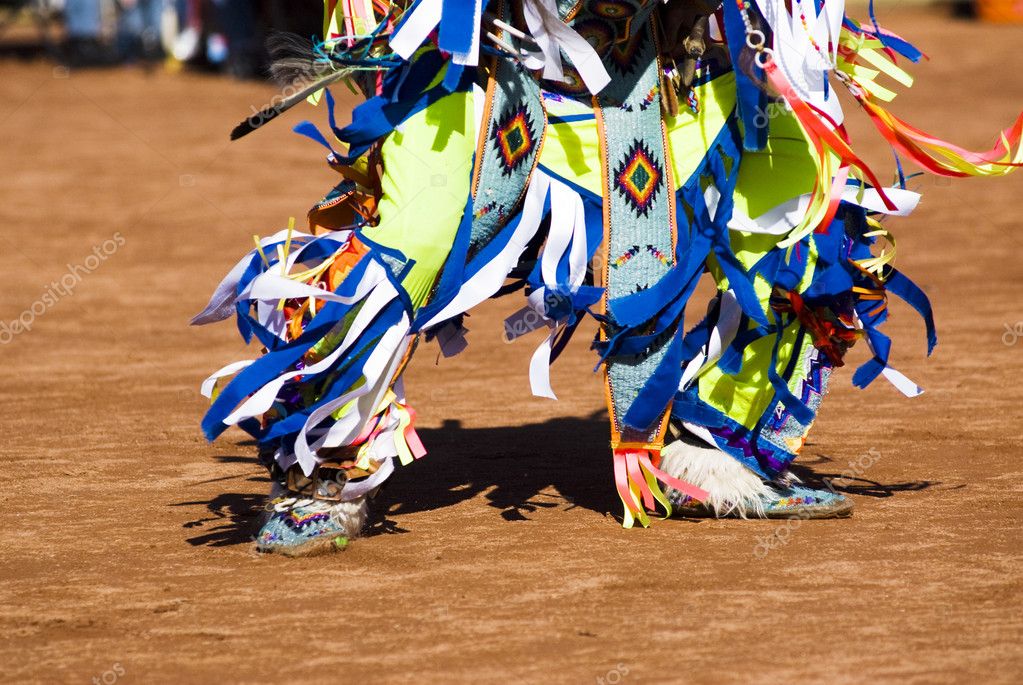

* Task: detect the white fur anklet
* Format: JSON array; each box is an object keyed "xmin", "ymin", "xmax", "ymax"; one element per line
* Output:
[
  {"xmin": 659, "ymin": 439, "xmax": 776, "ymax": 518},
  {"xmin": 329, "ymin": 498, "xmax": 370, "ymax": 538}
]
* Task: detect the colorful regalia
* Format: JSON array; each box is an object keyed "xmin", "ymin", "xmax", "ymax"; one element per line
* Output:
[{"xmin": 193, "ymin": 0, "xmax": 1022, "ymax": 555}]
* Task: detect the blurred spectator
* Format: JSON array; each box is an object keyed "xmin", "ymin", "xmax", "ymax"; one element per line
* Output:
[
  {"xmin": 170, "ymin": 0, "xmax": 319, "ymax": 79},
  {"xmin": 63, "ymin": 0, "xmax": 111, "ymax": 65},
  {"xmin": 116, "ymin": 0, "xmax": 164, "ymax": 62},
  {"xmin": 58, "ymin": 0, "xmax": 321, "ymax": 75},
  {"xmin": 209, "ymin": 0, "xmax": 258, "ymax": 78}
]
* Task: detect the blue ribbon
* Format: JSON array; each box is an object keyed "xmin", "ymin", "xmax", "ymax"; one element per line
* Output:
[{"xmin": 720, "ymin": 1, "xmax": 768, "ymax": 151}]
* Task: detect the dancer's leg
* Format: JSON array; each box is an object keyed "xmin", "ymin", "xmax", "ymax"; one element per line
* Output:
[
  {"xmin": 200, "ymin": 91, "xmax": 477, "ymax": 554},
  {"xmin": 661, "ymin": 96, "xmax": 853, "ymax": 518}
]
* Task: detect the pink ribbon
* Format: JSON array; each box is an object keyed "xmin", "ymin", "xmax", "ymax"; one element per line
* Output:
[
  {"xmin": 613, "ymin": 448, "xmax": 709, "ymax": 517},
  {"xmin": 636, "ymin": 451, "xmax": 709, "ymax": 502},
  {"xmin": 403, "ymin": 407, "xmax": 427, "ymax": 460}
]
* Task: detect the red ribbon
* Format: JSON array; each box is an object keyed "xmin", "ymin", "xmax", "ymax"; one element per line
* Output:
[{"xmin": 764, "ymin": 61, "xmax": 898, "ymax": 212}]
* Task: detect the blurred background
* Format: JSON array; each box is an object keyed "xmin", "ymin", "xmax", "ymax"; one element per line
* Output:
[
  {"xmin": 0, "ymin": 0, "xmax": 1020, "ymax": 79},
  {"xmin": 0, "ymin": 0, "xmax": 322, "ymax": 76}
]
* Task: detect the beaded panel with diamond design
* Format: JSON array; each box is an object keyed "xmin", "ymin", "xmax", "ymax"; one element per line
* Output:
[
  {"xmin": 614, "ymin": 139, "xmax": 664, "ymax": 216},
  {"xmin": 492, "ymin": 107, "xmax": 538, "ymax": 177}
]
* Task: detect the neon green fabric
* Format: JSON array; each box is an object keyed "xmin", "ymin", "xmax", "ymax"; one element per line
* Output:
[
  {"xmin": 698, "ymin": 105, "xmax": 823, "ymax": 433},
  {"xmin": 539, "ymin": 96, "xmax": 602, "ymax": 195},
  {"xmin": 365, "ymin": 74, "xmax": 824, "ymax": 445},
  {"xmin": 538, "ymin": 73, "xmax": 738, "ymax": 195},
  {"xmin": 368, "ymin": 91, "xmax": 476, "ymax": 308},
  {"xmin": 664, "ymin": 73, "xmax": 739, "ymax": 186}
]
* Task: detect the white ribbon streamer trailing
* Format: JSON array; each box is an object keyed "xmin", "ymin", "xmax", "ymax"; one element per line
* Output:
[
  {"xmin": 755, "ymin": 0, "xmax": 846, "ymax": 125},
  {"xmin": 864, "ymin": 334, "xmax": 925, "ymax": 398},
  {"xmin": 708, "ymin": 185, "xmax": 921, "ymax": 237},
  {"xmin": 201, "ymin": 359, "xmax": 256, "ymax": 398},
  {"xmin": 192, "ymin": 230, "xmax": 358, "ymax": 326},
  {"xmin": 192, "ymin": 229, "xmax": 315, "ymax": 325},
  {"xmin": 498, "ymin": 174, "xmax": 591, "ymax": 400},
  {"xmin": 236, "ymin": 264, "xmax": 383, "ymax": 308},
  {"xmin": 389, "ymin": 0, "xmax": 443, "ymax": 60}
]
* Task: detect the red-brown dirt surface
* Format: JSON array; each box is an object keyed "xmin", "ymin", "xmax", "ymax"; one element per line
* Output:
[{"xmin": 1, "ymin": 9, "xmax": 1021, "ymax": 684}]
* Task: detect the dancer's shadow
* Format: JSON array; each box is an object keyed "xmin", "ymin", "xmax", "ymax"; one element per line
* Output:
[
  {"xmin": 175, "ymin": 426, "xmax": 949, "ymax": 547},
  {"xmin": 790, "ymin": 450, "xmax": 942, "ymax": 498},
  {"xmin": 173, "ymin": 475, "xmax": 269, "ymax": 548},
  {"xmin": 175, "ymin": 410, "xmax": 617, "ymax": 547},
  {"xmin": 368, "ymin": 410, "xmax": 617, "ymax": 535}
]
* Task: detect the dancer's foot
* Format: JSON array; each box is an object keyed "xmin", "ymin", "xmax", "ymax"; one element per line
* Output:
[
  {"xmin": 254, "ymin": 463, "xmax": 370, "ymax": 557},
  {"xmin": 671, "ymin": 483, "xmax": 854, "ymax": 519},
  {"xmin": 659, "ymin": 437, "xmax": 853, "ymax": 519},
  {"xmin": 255, "ymin": 496, "xmax": 368, "ymax": 557}
]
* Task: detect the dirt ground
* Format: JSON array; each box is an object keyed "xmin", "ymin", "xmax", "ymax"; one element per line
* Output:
[{"xmin": 0, "ymin": 9, "xmax": 1021, "ymax": 684}]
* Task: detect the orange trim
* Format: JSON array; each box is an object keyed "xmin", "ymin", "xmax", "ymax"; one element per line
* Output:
[
  {"xmin": 652, "ymin": 15, "xmax": 677, "ymax": 452},
  {"xmin": 563, "ymin": 1, "xmax": 584, "ymax": 22},
  {"xmin": 592, "ymin": 95, "xmax": 622, "ymax": 445},
  {"xmin": 471, "ymin": 57, "xmax": 499, "ymax": 199}
]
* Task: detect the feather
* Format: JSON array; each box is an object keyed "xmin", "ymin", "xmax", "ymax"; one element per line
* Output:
[
  {"xmin": 229, "ymin": 68, "xmax": 351, "ymax": 141},
  {"xmin": 265, "ymin": 32, "xmax": 336, "ymax": 86}
]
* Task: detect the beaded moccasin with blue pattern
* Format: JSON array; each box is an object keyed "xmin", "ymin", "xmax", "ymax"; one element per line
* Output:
[
  {"xmin": 672, "ymin": 484, "xmax": 853, "ymax": 520},
  {"xmin": 660, "ymin": 437, "xmax": 854, "ymax": 519},
  {"xmin": 255, "ymin": 495, "xmax": 368, "ymax": 557}
]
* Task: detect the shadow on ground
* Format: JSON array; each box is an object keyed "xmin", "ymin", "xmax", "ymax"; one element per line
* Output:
[
  {"xmin": 791, "ymin": 451, "xmax": 939, "ymax": 499},
  {"xmin": 174, "ymin": 415, "xmax": 942, "ymax": 547}
]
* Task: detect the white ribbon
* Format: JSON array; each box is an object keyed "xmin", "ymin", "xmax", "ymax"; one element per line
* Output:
[
  {"xmin": 497, "ymin": 175, "xmax": 591, "ymax": 400},
  {"xmin": 755, "ymin": 0, "xmax": 846, "ymax": 125},
  {"xmin": 200, "ymin": 359, "xmax": 255, "ymax": 398},
  {"xmin": 236, "ymin": 262, "xmax": 383, "ymax": 307},
  {"xmin": 679, "ymin": 290, "xmax": 744, "ymax": 391},
  {"xmin": 389, "ymin": 0, "xmax": 443, "ymax": 60},
  {"xmin": 527, "ymin": 290, "xmax": 560, "ymax": 400},
  {"xmin": 192, "ymin": 230, "xmax": 355, "ymax": 326},
  {"xmin": 711, "ymin": 185, "xmax": 921, "ymax": 237},
  {"xmin": 338, "ymin": 457, "xmax": 395, "ymax": 501},
  {"xmin": 521, "ymin": 0, "xmax": 611, "ymax": 93},
  {"xmin": 864, "ymin": 334, "xmax": 925, "ymax": 398},
  {"xmin": 192, "ymin": 229, "xmax": 313, "ymax": 325},
  {"xmin": 389, "ymin": 0, "xmax": 483, "ymax": 66},
  {"xmin": 422, "ymin": 170, "xmax": 553, "ymax": 329}
]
